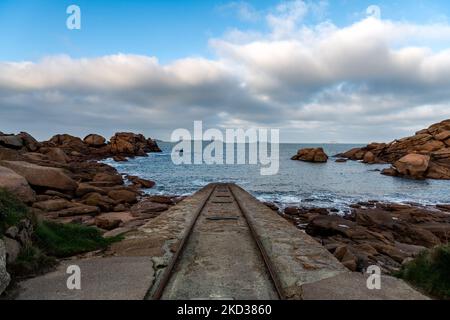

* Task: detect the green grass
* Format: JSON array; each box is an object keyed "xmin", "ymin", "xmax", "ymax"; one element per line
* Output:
[
  {"xmin": 396, "ymin": 244, "xmax": 450, "ymax": 299},
  {"xmin": 1, "ymin": 188, "xmax": 122, "ymax": 281},
  {"xmin": 0, "ymin": 188, "xmax": 29, "ymax": 235},
  {"xmin": 35, "ymin": 221, "xmax": 122, "ymax": 258}
]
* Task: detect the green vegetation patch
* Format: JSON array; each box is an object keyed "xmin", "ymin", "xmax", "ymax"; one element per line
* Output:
[
  {"xmin": 397, "ymin": 244, "xmax": 450, "ymax": 299},
  {"xmin": 8, "ymin": 245, "xmax": 56, "ymax": 279},
  {"xmin": 0, "ymin": 188, "xmax": 29, "ymax": 235},
  {"xmin": 35, "ymin": 221, "xmax": 122, "ymax": 258}
]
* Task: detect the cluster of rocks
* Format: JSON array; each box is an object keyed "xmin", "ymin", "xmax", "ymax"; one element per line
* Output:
[
  {"xmin": 337, "ymin": 119, "xmax": 450, "ymax": 179},
  {"xmin": 280, "ymin": 202, "xmax": 450, "ymax": 273},
  {"xmin": 0, "ymin": 130, "xmax": 171, "ymax": 294},
  {"xmin": 291, "ymin": 148, "xmax": 329, "ymax": 163}
]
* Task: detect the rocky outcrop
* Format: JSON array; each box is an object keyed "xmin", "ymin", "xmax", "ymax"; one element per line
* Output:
[
  {"xmin": 0, "ymin": 130, "xmax": 169, "ymax": 260},
  {"xmin": 338, "ymin": 119, "xmax": 450, "ymax": 180},
  {"xmin": 383, "ymin": 154, "xmax": 430, "ymax": 179},
  {"xmin": 83, "ymin": 134, "xmax": 106, "ymax": 147},
  {"xmin": 283, "ymin": 202, "xmax": 450, "ymax": 273},
  {"xmin": 0, "ymin": 161, "xmax": 78, "ymax": 191},
  {"xmin": 110, "ymin": 132, "xmax": 161, "ymax": 156},
  {"xmin": 291, "ymin": 148, "xmax": 328, "ymax": 163},
  {"xmin": 0, "ymin": 166, "xmax": 36, "ymax": 203},
  {"xmin": 0, "ymin": 239, "xmax": 11, "ymax": 295},
  {"xmin": 0, "ymin": 132, "xmax": 41, "ymax": 153}
]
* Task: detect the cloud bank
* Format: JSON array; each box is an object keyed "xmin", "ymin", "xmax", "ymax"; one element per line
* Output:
[{"xmin": 1, "ymin": 0, "xmax": 450, "ymax": 142}]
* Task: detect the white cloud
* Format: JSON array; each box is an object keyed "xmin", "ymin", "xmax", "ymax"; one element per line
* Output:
[
  {"xmin": 1, "ymin": 1, "xmax": 450, "ymax": 143},
  {"xmin": 217, "ymin": 2, "xmax": 261, "ymax": 22}
]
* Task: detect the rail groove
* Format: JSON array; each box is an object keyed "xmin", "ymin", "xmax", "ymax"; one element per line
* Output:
[{"xmin": 152, "ymin": 183, "xmax": 283, "ymax": 300}]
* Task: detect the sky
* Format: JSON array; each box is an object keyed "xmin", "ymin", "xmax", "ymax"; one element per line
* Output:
[{"xmin": 1, "ymin": 0, "xmax": 450, "ymax": 142}]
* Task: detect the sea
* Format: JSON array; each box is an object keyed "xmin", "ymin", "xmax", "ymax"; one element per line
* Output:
[{"xmin": 102, "ymin": 142, "xmax": 450, "ymax": 213}]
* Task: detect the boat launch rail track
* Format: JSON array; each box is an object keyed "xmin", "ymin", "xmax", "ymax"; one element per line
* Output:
[{"xmin": 152, "ymin": 183, "xmax": 282, "ymax": 300}]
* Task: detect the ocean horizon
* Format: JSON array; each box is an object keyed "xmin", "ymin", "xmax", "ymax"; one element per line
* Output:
[{"xmin": 103, "ymin": 141, "xmax": 450, "ymax": 214}]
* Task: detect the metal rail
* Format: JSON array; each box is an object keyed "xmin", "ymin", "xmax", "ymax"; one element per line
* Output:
[
  {"xmin": 229, "ymin": 185, "xmax": 285, "ymax": 300},
  {"xmin": 150, "ymin": 185, "xmax": 216, "ymax": 300}
]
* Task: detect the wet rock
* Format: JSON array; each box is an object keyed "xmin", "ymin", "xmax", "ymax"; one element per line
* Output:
[
  {"xmin": 335, "ymin": 158, "xmax": 347, "ymax": 163},
  {"xmin": 126, "ymin": 175, "xmax": 155, "ymax": 189},
  {"xmin": 263, "ymin": 202, "xmax": 279, "ymax": 211},
  {"xmin": 284, "ymin": 207, "xmax": 302, "ymax": 216},
  {"xmin": 291, "ymin": 148, "xmax": 328, "ymax": 163},
  {"xmin": 381, "ymin": 167, "xmax": 398, "ymax": 177},
  {"xmin": 0, "ymin": 165, "xmax": 36, "ymax": 203},
  {"xmin": 113, "ymin": 156, "xmax": 128, "ymax": 162},
  {"xmin": 0, "ymin": 160, "xmax": 78, "ymax": 191},
  {"xmin": 393, "ymin": 154, "xmax": 430, "ymax": 179}
]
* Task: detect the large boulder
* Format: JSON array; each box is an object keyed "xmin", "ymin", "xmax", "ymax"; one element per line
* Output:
[
  {"xmin": 0, "ymin": 161, "xmax": 78, "ymax": 191},
  {"xmin": 0, "ymin": 239, "xmax": 10, "ymax": 295},
  {"xmin": 0, "ymin": 166, "xmax": 36, "ymax": 203},
  {"xmin": 92, "ymin": 172, "xmax": 124, "ymax": 187},
  {"xmin": 339, "ymin": 119, "xmax": 450, "ymax": 180},
  {"xmin": 110, "ymin": 132, "xmax": 161, "ymax": 155},
  {"xmin": 47, "ymin": 134, "xmax": 89, "ymax": 154},
  {"xmin": 32, "ymin": 199, "xmax": 74, "ymax": 212},
  {"xmin": 393, "ymin": 154, "xmax": 430, "ymax": 179},
  {"xmin": 291, "ymin": 148, "xmax": 328, "ymax": 163},
  {"xmin": 84, "ymin": 134, "xmax": 106, "ymax": 147},
  {"xmin": 56, "ymin": 205, "xmax": 100, "ymax": 217},
  {"xmin": 126, "ymin": 175, "xmax": 155, "ymax": 189},
  {"xmin": 107, "ymin": 190, "xmax": 137, "ymax": 204},
  {"xmin": 83, "ymin": 193, "xmax": 116, "ymax": 212},
  {"xmin": 17, "ymin": 132, "xmax": 41, "ymax": 152},
  {"xmin": 0, "ymin": 135, "xmax": 23, "ymax": 149},
  {"xmin": 42, "ymin": 148, "xmax": 71, "ymax": 163}
]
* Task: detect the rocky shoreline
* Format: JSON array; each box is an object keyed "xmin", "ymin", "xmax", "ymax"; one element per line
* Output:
[
  {"xmin": 0, "ymin": 130, "xmax": 182, "ymax": 294},
  {"xmin": 263, "ymin": 201, "xmax": 450, "ymax": 274},
  {"xmin": 336, "ymin": 119, "xmax": 450, "ymax": 180}
]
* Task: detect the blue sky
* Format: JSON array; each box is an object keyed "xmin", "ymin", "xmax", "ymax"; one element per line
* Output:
[
  {"xmin": 1, "ymin": 0, "xmax": 449, "ymax": 63},
  {"xmin": 1, "ymin": 0, "xmax": 450, "ymax": 142}
]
